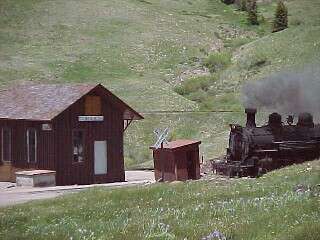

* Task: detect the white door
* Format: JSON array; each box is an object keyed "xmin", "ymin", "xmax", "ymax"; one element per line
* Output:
[{"xmin": 94, "ymin": 141, "xmax": 107, "ymax": 175}]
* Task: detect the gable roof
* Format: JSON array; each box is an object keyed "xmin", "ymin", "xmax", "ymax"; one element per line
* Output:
[{"xmin": 0, "ymin": 83, "xmax": 143, "ymax": 121}]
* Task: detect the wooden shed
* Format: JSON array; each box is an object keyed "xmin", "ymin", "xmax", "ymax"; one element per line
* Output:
[
  {"xmin": 0, "ymin": 83, "xmax": 143, "ymax": 185},
  {"xmin": 151, "ymin": 140, "xmax": 201, "ymax": 182}
]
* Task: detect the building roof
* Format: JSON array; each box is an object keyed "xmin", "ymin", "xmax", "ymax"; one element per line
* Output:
[
  {"xmin": 150, "ymin": 139, "xmax": 201, "ymax": 150},
  {"xmin": 0, "ymin": 83, "xmax": 143, "ymax": 121}
]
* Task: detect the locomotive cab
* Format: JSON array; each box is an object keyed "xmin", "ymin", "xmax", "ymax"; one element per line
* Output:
[{"xmin": 213, "ymin": 108, "xmax": 320, "ymax": 177}]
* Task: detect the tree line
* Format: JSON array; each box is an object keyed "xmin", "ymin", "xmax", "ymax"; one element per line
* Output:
[{"xmin": 221, "ymin": 0, "xmax": 288, "ymax": 32}]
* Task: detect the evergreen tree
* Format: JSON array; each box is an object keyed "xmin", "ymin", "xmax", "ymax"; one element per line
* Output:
[
  {"xmin": 247, "ymin": 0, "xmax": 259, "ymax": 25},
  {"xmin": 272, "ymin": 0, "xmax": 288, "ymax": 32}
]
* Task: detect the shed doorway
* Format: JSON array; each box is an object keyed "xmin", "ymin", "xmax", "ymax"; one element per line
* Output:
[
  {"xmin": 94, "ymin": 141, "xmax": 107, "ymax": 175},
  {"xmin": 187, "ymin": 151, "xmax": 197, "ymax": 180}
]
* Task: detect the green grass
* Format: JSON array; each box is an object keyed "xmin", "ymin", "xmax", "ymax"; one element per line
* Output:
[
  {"xmin": 1, "ymin": 1, "xmax": 319, "ymax": 238},
  {"xmin": 174, "ymin": 76, "xmax": 215, "ymax": 96},
  {"xmin": 172, "ymin": 0, "xmax": 320, "ymax": 112},
  {"xmin": 204, "ymin": 51, "xmax": 232, "ymax": 73},
  {"xmin": 1, "ymin": 160, "xmax": 319, "ymax": 239},
  {"xmin": 0, "ymin": 0, "xmax": 320, "ymax": 168}
]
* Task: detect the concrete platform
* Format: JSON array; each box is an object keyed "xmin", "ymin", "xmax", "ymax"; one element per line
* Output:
[
  {"xmin": 0, "ymin": 170, "xmax": 155, "ymax": 207},
  {"xmin": 16, "ymin": 170, "xmax": 56, "ymax": 187}
]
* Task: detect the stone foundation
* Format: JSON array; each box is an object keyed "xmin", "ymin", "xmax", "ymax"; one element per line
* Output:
[{"xmin": 16, "ymin": 170, "xmax": 56, "ymax": 187}]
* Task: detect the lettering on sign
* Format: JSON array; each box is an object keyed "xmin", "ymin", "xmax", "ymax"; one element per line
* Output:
[
  {"xmin": 42, "ymin": 123, "xmax": 52, "ymax": 131},
  {"xmin": 78, "ymin": 116, "xmax": 104, "ymax": 122}
]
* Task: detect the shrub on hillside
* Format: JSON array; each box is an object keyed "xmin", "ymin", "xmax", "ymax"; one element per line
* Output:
[
  {"xmin": 188, "ymin": 89, "xmax": 209, "ymax": 103},
  {"xmin": 272, "ymin": 0, "xmax": 288, "ymax": 32},
  {"xmin": 174, "ymin": 76, "xmax": 214, "ymax": 96},
  {"xmin": 240, "ymin": 50, "xmax": 269, "ymax": 70},
  {"xmin": 224, "ymin": 37, "xmax": 252, "ymax": 49},
  {"xmin": 290, "ymin": 18, "xmax": 303, "ymax": 26},
  {"xmin": 235, "ymin": 0, "xmax": 247, "ymax": 11},
  {"xmin": 247, "ymin": 0, "xmax": 259, "ymax": 25},
  {"xmin": 204, "ymin": 52, "xmax": 231, "ymax": 73},
  {"xmin": 221, "ymin": 0, "xmax": 235, "ymax": 5}
]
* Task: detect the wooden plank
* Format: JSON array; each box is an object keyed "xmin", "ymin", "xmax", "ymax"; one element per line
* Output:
[{"xmin": 85, "ymin": 96, "xmax": 102, "ymax": 115}]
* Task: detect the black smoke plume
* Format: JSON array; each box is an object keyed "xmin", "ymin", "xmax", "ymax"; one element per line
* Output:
[{"xmin": 242, "ymin": 65, "xmax": 320, "ymax": 118}]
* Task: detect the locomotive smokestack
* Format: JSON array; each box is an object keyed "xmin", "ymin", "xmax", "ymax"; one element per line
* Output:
[{"xmin": 245, "ymin": 108, "xmax": 257, "ymax": 128}]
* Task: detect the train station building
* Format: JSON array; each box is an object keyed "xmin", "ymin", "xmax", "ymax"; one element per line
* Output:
[{"xmin": 0, "ymin": 83, "xmax": 143, "ymax": 185}]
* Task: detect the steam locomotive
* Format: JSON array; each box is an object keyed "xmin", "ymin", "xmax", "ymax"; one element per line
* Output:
[{"xmin": 212, "ymin": 108, "xmax": 320, "ymax": 177}]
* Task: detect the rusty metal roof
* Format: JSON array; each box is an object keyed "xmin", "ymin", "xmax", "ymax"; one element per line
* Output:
[
  {"xmin": 0, "ymin": 83, "xmax": 143, "ymax": 121},
  {"xmin": 150, "ymin": 139, "xmax": 201, "ymax": 150}
]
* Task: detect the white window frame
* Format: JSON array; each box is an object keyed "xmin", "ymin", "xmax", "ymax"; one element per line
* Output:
[
  {"xmin": 27, "ymin": 128, "xmax": 37, "ymax": 163},
  {"xmin": 1, "ymin": 127, "xmax": 11, "ymax": 162}
]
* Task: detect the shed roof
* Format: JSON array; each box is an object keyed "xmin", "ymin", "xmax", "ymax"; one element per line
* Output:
[
  {"xmin": 150, "ymin": 139, "xmax": 201, "ymax": 150},
  {"xmin": 0, "ymin": 83, "xmax": 143, "ymax": 121}
]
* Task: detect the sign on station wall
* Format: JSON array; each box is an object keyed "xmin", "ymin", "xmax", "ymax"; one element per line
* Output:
[
  {"xmin": 78, "ymin": 116, "xmax": 104, "ymax": 122},
  {"xmin": 42, "ymin": 123, "xmax": 53, "ymax": 131}
]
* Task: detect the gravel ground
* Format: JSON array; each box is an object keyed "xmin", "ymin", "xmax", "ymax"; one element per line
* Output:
[{"xmin": 0, "ymin": 171, "xmax": 155, "ymax": 207}]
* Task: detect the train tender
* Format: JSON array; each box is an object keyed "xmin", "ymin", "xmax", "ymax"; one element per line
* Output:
[{"xmin": 212, "ymin": 108, "xmax": 320, "ymax": 177}]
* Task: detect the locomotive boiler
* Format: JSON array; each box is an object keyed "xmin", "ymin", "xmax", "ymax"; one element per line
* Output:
[{"xmin": 212, "ymin": 108, "xmax": 320, "ymax": 177}]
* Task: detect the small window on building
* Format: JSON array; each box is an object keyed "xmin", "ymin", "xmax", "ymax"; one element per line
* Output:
[
  {"xmin": 85, "ymin": 96, "xmax": 102, "ymax": 115},
  {"xmin": 27, "ymin": 128, "xmax": 37, "ymax": 163},
  {"xmin": 2, "ymin": 128, "xmax": 11, "ymax": 162},
  {"xmin": 73, "ymin": 130, "xmax": 85, "ymax": 163}
]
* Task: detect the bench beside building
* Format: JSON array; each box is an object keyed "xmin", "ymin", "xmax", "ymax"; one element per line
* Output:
[{"xmin": 0, "ymin": 83, "xmax": 143, "ymax": 185}]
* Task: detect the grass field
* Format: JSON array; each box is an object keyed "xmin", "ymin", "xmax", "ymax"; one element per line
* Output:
[
  {"xmin": 0, "ymin": 2, "xmax": 319, "ymax": 239},
  {"xmin": 1, "ymin": 160, "xmax": 319, "ymax": 239},
  {"xmin": 1, "ymin": 0, "xmax": 320, "ymax": 168}
]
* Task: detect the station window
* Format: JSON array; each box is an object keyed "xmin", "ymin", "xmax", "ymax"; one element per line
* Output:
[
  {"xmin": 85, "ymin": 96, "xmax": 101, "ymax": 115},
  {"xmin": 72, "ymin": 130, "xmax": 85, "ymax": 163},
  {"xmin": 27, "ymin": 128, "xmax": 37, "ymax": 163},
  {"xmin": 2, "ymin": 128, "xmax": 11, "ymax": 162}
]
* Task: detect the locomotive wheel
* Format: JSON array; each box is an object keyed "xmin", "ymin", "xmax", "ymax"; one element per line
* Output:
[
  {"xmin": 227, "ymin": 168, "xmax": 234, "ymax": 178},
  {"xmin": 256, "ymin": 167, "xmax": 267, "ymax": 177}
]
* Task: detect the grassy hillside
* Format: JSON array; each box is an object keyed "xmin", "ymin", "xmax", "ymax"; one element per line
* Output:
[
  {"xmin": 1, "ymin": 160, "xmax": 319, "ymax": 239},
  {"xmin": 1, "ymin": 0, "xmax": 320, "ymax": 168}
]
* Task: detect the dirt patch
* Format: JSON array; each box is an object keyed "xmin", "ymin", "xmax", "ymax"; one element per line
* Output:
[
  {"xmin": 217, "ymin": 25, "xmax": 258, "ymax": 41},
  {"xmin": 176, "ymin": 66, "xmax": 210, "ymax": 82},
  {"xmin": 209, "ymin": 38, "xmax": 224, "ymax": 52}
]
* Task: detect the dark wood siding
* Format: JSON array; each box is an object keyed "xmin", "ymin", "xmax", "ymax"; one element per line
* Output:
[
  {"xmin": 0, "ymin": 84, "xmax": 137, "ymax": 185},
  {"xmin": 0, "ymin": 120, "xmax": 55, "ymax": 171},
  {"xmin": 152, "ymin": 143, "xmax": 200, "ymax": 182},
  {"xmin": 53, "ymin": 89, "xmax": 125, "ymax": 185}
]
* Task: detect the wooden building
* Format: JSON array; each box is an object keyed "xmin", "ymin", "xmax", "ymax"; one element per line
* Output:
[
  {"xmin": 0, "ymin": 84, "xmax": 143, "ymax": 185},
  {"xmin": 151, "ymin": 140, "xmax": 201, "ymax": 182}
]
